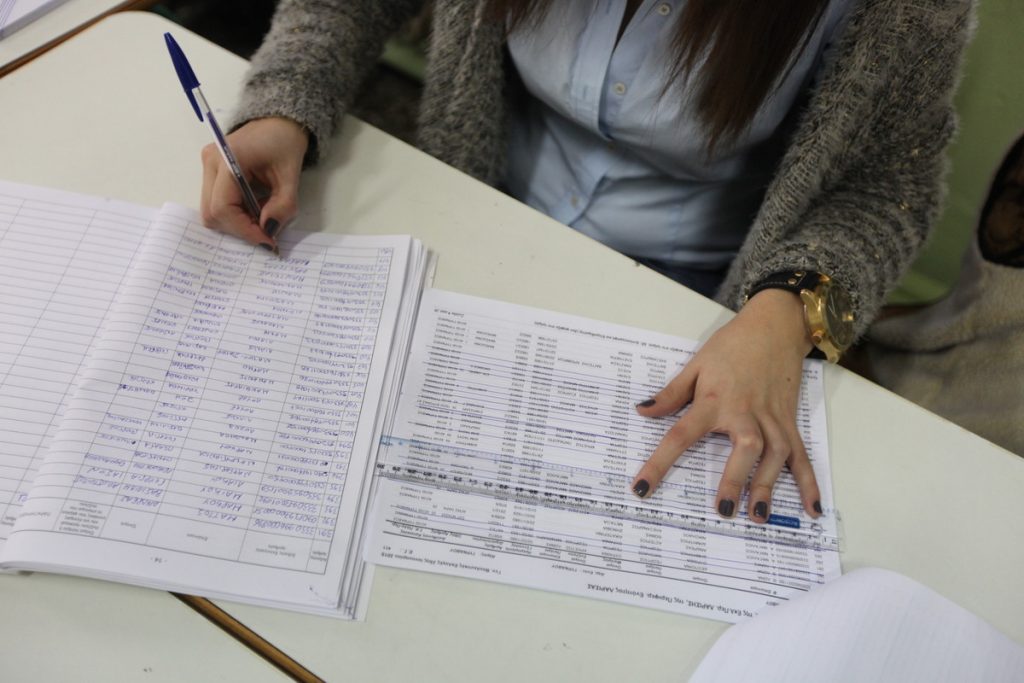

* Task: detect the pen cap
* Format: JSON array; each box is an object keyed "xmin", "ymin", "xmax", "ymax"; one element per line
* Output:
[{"xmin": 164, "ymin": 32, "xmax": 204, "ymax": 122}]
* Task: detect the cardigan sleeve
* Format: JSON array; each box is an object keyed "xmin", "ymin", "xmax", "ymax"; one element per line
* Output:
[
  {"xmin": 230, "ymin": 0, "xmax": 424, "ymax": 164},
  {"xmin": 720, "ymin": 0, "xmax": 975, "ymax": 338}
]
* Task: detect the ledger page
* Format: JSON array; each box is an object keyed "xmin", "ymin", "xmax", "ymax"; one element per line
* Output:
[
  {"xmin": 367, "ymin": 289, "xmax": 841, "ymax": 623},
  {"xmin": 3, "ymin": 203, "xmax": 413, "ymax": 614},
  {"xmin": 0, "ymin": 181, "xmax": 153, "ymax": 548}
]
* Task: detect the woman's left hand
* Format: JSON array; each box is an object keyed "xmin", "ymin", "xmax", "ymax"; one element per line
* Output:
[{"xmin": 631, "ymin": 289, "xmax": 823, "ymax": 522}]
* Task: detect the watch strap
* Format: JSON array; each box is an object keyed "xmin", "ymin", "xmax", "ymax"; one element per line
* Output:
[
  {"xmin": 747, "ymin": 270, "xmax": 827, "ymax": 360},
  {"xmin": 746, "ymin": 270, "xmax": 822, "ymax": 300},
  {"xmin": 806, "ymin": 344, "xmax": 827, "ymax": 361}
]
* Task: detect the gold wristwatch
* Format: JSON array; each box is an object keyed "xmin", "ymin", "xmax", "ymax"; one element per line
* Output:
[{"xmin": 747, "ymin": 270, "xmax": 856, "ymax": 363}]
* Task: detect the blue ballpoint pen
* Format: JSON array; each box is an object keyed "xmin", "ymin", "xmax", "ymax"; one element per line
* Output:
[{"xmin": 164, "ymin": 32, "xmax": 264, "ymax": 225}]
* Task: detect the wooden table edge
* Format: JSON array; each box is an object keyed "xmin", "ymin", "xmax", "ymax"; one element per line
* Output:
[
  {"xmin": 0, "ymin": 1, "xmax": 159, "ymax": 78},
  {"xmin": 174, "ymin": 594, "xmax": 325, "ymax": 683}
]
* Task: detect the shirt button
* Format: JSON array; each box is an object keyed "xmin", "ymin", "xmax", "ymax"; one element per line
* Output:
[
  {"xmin": 657, "ymin": 3, "xmax": 672, "ymax": 16},
  {"xmin": 612, "ymin": 82, "xmax": 627, "ymax": 96},
  {"xmin": 570, "ymin": 195, "xmax": 580, "ymax": 208}
]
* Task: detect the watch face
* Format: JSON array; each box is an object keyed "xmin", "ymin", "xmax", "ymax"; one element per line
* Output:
[{"xmin": 824, "ymin": 284, "xmax": 856, "ymax": 349}]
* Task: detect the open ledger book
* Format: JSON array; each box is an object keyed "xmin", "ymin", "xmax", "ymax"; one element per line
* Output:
[
  {"xmin": 1, "ymin": 180, "xmax": 840, "ymax": 622},
  {"xmin": 0, "ymin": 181, "xmax": 428, "ymax": 618}
]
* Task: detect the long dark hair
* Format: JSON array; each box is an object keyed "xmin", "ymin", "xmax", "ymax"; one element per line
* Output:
[
  {"xmin": 978, "ymin": 133, "xmax": 1024, "ymax": 267},
  {"xmin": 489, "ymin": 0, "xmax": 829, "ymax": 152}
]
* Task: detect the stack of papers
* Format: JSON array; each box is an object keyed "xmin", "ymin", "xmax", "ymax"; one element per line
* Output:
[
  {"xmin": 1, "ymin": 178, "xmax": 843, "ymax": 623},
  {"xmin": 365, "ymin": 289, "xmax": 842, "ymax": 622},
  {"xmin": 0, "ymin": 0, "xmax": 71, "ymax": 40},
  {"xmin": 0, "ymin": 180, "xmax": 428, "ymax": 618}
]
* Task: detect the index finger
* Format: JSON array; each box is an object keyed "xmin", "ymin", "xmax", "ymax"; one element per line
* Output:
[
  {"xmin": 207, "ymin": 164, "xmax": 274, "ymax": 248},
  {"xmin": 630, "ymin": 403, "xmax": 713, "ymax": 499}
]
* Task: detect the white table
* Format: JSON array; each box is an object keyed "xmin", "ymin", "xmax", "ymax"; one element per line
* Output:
[
  {"xmin": 0, "ymin": 572, "xmax": 289, "ymax": 681},
  {"xmin": 0, "ymin": 0, "xmax": 150, "ymax": 76},
  {"xmin": 2, "ymin": 12, "xmax": 1022, "ymax": 682}
]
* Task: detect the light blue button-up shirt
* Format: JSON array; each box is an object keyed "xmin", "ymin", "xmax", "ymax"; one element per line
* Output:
[{"xmin": 506, "ymin": 0, "xmax": 851, "ymax": 269}]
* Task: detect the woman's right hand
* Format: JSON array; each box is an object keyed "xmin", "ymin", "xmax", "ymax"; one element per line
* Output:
[{"xmin": 200, "ymin": 116, "xmax": 309, "ymax": 251}]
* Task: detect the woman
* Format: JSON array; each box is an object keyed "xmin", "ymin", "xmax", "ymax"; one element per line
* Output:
[{"xmin": 200, "ymin": 0, "xmax": 974, "ymax": 523}]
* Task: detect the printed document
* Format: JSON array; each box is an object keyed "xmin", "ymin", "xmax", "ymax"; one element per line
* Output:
[{"xmin": 366, "ymin": 289, "xmax": 841, "ymax": 623}]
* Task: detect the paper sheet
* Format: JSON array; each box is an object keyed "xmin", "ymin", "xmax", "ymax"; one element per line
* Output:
[
  {"xmin": 690, "ymin": 567, "xmax": 1024, "ymax": 682},
  {"xmin": 0, "ymin": 0, "xmax": 71, "ymax": 39},
  {"xmin": 0, "ymin": 182, "xmax": 151, "ymax": 545},
  {"xmin": 366, "ymin": 289, "xmax": 841, "ymax": 622}
]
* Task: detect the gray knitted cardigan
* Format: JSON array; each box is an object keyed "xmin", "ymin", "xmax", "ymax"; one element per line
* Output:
[{"xmin": 234, "ymin": 0, "xmax": 974, "ymax": 336}]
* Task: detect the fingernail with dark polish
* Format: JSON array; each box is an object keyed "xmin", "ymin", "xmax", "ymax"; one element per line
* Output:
[
  {"xmin": 718, "ymin": 499, "xmax": 735, "ymax": 517},
  {"xmin": 753, "ymin": 501, "xmax": 768, "ymax": 519},
  {"xmin": 632, "ymin": 479, "xmax": 650, "ymax": 498},
  {"xmin": 813, "ymin": 500, "xmax": 823, "ymax": 515},
  {"xmin": 636, "ymin": 399, "xmax": 656, "ymax": 408},
  {"xmin": 264, "ymin": 218, "xmax": 280, "ymax": 238},
  {"xmin": 259, "ymin": 243, "xmax": 274, "ymax": 252}
]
